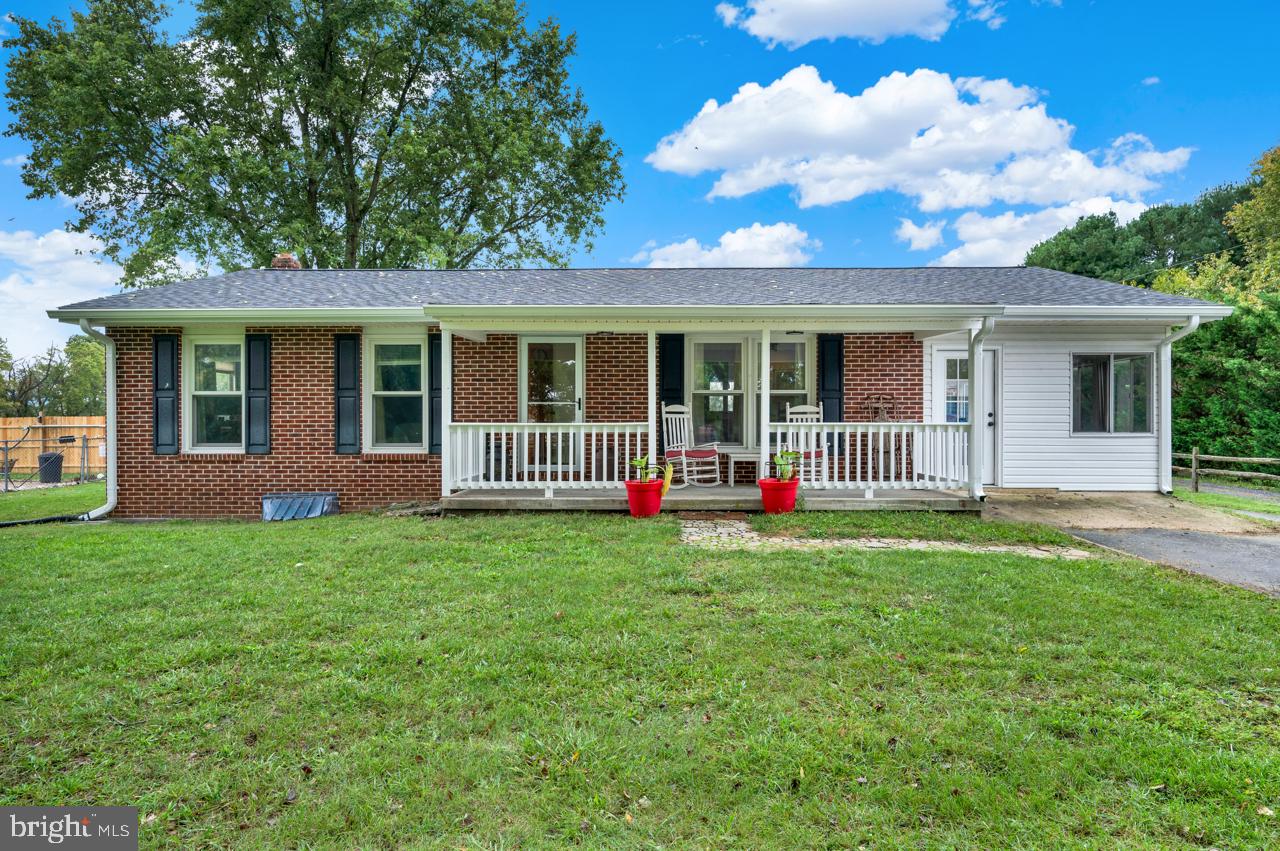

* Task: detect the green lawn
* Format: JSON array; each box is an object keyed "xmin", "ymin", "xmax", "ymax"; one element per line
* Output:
[
  {"xmin": 1175, "ymin": 487, "xmax": 1280, "ymax": 520},
  {"xmin": 0, "ymin": 481, "xmax": 106, "ymax": 522},
  {"xmin": 2, "ymin": 512, "xmax": 1279, "ymax": 848},
  {"xmin": 751, "ymin": 507, "xmax": 1078, "ymax": 546}
]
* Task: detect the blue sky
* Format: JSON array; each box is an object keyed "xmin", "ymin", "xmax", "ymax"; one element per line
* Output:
[{"xmin": 1, "ymin": 0, "xmax": 1278, "ymax": 357}]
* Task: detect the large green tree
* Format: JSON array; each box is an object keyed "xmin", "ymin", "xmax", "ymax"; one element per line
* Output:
[
  {"xmin": 1026, "ymin": 147, "xmax": 1280, "ymax": 468},
  {"xmin": 0, "ymin": 335, "xmax": 106, "ymax": 417},
  {"xmin": 5, "ymin": 0, "xmax": 624, "ymax": 285},
  {"xmin": 1149, "ymin": 150, "xmax": 1280, "ymax": 464},
  {"xmin": 1024, "ymin": 182, "xmax": 1252, "ymax": 284}
]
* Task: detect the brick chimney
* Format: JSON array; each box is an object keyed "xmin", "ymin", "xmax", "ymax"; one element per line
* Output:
[{"xmin": 270, "ymin": 251, "xmax": 302, "ymax": 270}]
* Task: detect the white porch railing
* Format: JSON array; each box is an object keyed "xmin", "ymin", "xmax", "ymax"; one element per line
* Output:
[
  {"xmin": 768, "ymin": 422, "xmax": 970, "ymax": 490},
  {"xmin": 446, "ymin": 421, "xmax": 969, "ymax": 492},
  {"xmin": 448, "ymin": 422, "xmax": 651, "ymax": 490}
]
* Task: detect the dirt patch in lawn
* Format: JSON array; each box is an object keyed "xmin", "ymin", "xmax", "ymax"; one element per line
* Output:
[
  {"xmin": 983, "ymin": 491, "xmax": 1267, "ymax": 533},
  {"xmin": 680, "ymin": 518, "xmax": 1092, "ymax": 560}
]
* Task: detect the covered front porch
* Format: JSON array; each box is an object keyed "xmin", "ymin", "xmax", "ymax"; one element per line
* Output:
[
  {"xmin": 434, "ymin": 305, "xmax": 999, "ymax": 512},
  {"xmin": 440, "ymin": 484, "xmax": 979, "ymax": 512}
]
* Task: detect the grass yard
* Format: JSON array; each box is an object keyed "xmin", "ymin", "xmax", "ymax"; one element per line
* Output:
[
  {"xmin": 751, "ymin": 507, "xmax": 1077, "ymax": 546},
  {"xmin": 2, "ymin": 511, "xmax": 1279, "ymax": 848},
  {"xmin": 1175, "ymin": 487, "xmax": 1280, "ymax": 520},
  {"xmin": 0, "ymin": 481, "xmax": 106, "ymax": 522}
]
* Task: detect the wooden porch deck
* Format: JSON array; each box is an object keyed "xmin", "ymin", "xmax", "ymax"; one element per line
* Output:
[{"xmin": 440, "ymin": 485, "xmax": 980, "ymax": 513}]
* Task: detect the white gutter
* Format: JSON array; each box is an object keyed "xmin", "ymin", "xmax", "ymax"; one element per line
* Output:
[
  {"xmin": 1000, "ymin": 304, "xmax": 1233, "ymax": 320},
  {"xmin": 967, "ymin": 316, "xmax": 997, "ymax": 501},
  {"xmin": 48, "ymin": 306, "xmax": 427, "ymax": 325},
  {"xmin": 1157, "ymin": 315, "xmax": 1202, "ymax": 494},
  {"xmin": 427, "ymin": 304, "xmax": 1006, "ymax": 322},
  {"xmin": 77, "ymin": 319, "xmax": 117, "ymax": 520}
]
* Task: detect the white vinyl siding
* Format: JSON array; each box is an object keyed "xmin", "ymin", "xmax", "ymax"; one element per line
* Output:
[{"xmin": 926, "ymin": 323, "xmax": 1168, "ymax": 491}]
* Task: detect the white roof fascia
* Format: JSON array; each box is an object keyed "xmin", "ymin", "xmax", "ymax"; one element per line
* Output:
[
  {"xmin": 1000, "ymin": 304, "xmax": 1233, "ymax": 321},
  {"xmin": 49, "ymin": 302, "xmax": 1230, "ymax": 328},
  {"xmin": 48, "ymin": 307, "xmax": 429, "ymax": 325},
  {"xmin": 427, "ymin": 304, "xmax": 1004, "ymax": 321}
]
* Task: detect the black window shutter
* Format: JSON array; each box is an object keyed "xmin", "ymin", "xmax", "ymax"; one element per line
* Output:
[
  {"xmin": 428, "ymin": 334, "xmax": 442, "ymax": 454},
  {"xmin": 817, "ymin": 334, "xmax": 844, "ymax": 423},
  {"xmin": 334, "ymin": 334, "xmax": 360, "ymax": 454},
  {"xmin": 657, "ymin": 334, "xmax": 684, "ymax": 453},
  {"xmin": 658, "ymin": 334, "xmax": 684, "ymax": 407},
  {"xmin": 245, "ymin": 334, "xmax": 271, "ymax": 454},
  {"xmin": 152, "ymin": 334, "xmax": 179, "ymax": 455}
]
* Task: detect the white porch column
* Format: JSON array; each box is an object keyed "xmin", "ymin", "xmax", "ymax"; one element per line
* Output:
[
  {"xmin": 967, "ymin": 318, "xmax": 995, "ymax": 501},
  {"xmin": 646, "ymin": 330, "xmax": 657, "ymax": 462},
  {"xmin": 440, "ymin": 329, "xmax": 453, "ymax": 496},
  {"xmin": 1158, "ymin": 340, "xmax": 1173, "ymax": 493},
  {"xmin": 759, "ymin": 328, "xmax": 771, "ymax": 475},
  {"xmin": 1157, "ymin": 315, "xmax": 1201, "ymax": 493}
]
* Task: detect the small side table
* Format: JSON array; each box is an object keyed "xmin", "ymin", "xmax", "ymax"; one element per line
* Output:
[{"xmin": 725, "ymin": 450, "xmax": 765, "ymax": 485}]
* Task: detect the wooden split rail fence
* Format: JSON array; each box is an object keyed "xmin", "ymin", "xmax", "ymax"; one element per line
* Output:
[{"xmin": 1173, "ymin": 447, "xmax": 1280, "ymax": 492}]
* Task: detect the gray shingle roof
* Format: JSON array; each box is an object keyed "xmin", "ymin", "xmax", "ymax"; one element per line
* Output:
[{"xmin": 55, "ymin": 266, "xmax": 1219, "ymax": 311}]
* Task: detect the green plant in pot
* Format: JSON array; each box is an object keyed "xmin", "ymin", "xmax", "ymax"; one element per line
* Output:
[
  {"xmin": 626, "ymin": 455, "xmax": 673, "ymax": 518},
  {"xmin": 758, "ymin": 449, "xmax": 801, "ymax": 514}
]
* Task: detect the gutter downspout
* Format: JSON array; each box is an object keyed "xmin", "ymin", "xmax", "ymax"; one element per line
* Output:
[
  {"xmin": 1157, "ymin": 315, "xmax": 1201, "ymax": 494},
  {"xmin": 967, "ymin": 317, "xmax": 997, "ymax": 501},
  {"xmin": 78, "ymin": 319, "xmax": 117, "ymax": 519}
]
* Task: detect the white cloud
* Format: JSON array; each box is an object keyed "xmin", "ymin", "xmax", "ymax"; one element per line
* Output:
[
  {"xmin": 1142, "ymin": 76, "xmax": 1161, "ymax": 86},
  {"xmin": 966, "ymin": 0, "xmax": 1005, "ymax": 29},
  {"xmin": 933, "ymin": 196, "xmax": 1147, "ymax": 266},
  {"xmin": 715, "ymin": 0, "xmax": 956, "ymax": 47},
  {"xmin": 631, "ymin": 221, "xmax": 820, "ymax": 268},
  {"xmin": 0, "ymin": 229, "xmax": 123, "ymax": 359},
  {"xmin": 647, "ymin": 66, "xmax": 1192, "ymax": 213},
  {"xmin": 2, "ymin": 154, "xmax": 28, "ymax": 167},
  {"xmin": 896, "ymin": 218, "xmax": 945, "ymax": 251}
]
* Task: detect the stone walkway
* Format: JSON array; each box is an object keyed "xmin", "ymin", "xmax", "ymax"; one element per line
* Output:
[{"xmin": 678, "ymin": 517, "xmax": 1092, "ymax": 560}]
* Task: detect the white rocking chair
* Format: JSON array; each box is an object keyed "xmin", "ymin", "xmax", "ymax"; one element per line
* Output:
[
  {"xmin": 784, "ymin": 402, "xmax": 827, "ymax": 481},
  {"xmin": 661, "ymin": 403, "xmax": 721, "ymax": 488}
]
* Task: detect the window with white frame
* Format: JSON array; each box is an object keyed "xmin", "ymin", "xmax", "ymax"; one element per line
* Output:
[
  {"xmin": 188, "ymin": 338, "xmax": 244, "ymax": 449},
  {"xmin": 368, "ymin": 340, "xmax": 427, "ymax": 449},
  {"xmin": 690, "ymin": 339, "xmax": 745, "ymax": 445},
  {"xmin": 943, "ymin": 356, "xmax": 970, "ymax": 423},
  {"xmin": 1072, "ymin": 353, "xmax": 1152, "ymax": 434}
]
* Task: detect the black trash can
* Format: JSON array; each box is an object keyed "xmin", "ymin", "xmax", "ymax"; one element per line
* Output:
[{"xmin": 37, "ymin": 451, "xmax": 63, "ymax": 484}]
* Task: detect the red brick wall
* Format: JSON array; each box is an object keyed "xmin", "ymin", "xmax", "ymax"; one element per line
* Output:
[
  {"xmin": 107, "ymin": 329, "xmax": 922, "ymax": 516},
  {"xmin": 843, "ymin": 333, "xmax": 925, "ymax": 422},
  {"xmin": 453, "ymin": 332, "xmax": 652, "ymax": 424},
  {"xmin": 586, "ymin": 334, "xmax": 649, "ymax": 422},
  {"xmin": 110, "ymin": 326, "xmax": 440, "ymax": 519},
  {"xmin": 452, "ymin": 334, "xmax": 518, "ymax": 422}
]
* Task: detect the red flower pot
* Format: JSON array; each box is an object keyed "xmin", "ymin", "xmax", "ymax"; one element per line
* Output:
[
  {"xmin": 758, "ymin": 477, "xmax": 800, "ymax": 514},
  {"xmin": 625, "ymin": 478, "xmax": 664, "ymax": 518}
]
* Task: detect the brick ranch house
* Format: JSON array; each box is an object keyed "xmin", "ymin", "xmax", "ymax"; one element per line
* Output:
[{"xmin": 49, "ymin": 259, "xmax": 1230, "ymax": 519}]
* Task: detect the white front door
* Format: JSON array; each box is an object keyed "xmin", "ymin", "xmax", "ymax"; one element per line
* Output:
[{"xmin": 936, "ymin": 349, "xmax": 999, "ymax": 485}]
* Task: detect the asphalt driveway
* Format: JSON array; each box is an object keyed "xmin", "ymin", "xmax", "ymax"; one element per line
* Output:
[
  {"xmin": 1072, "ymin": 528, "xmax": 1280, "ymax": 595},
  {"xmin": 986, "ymin": 491, "xmax": 1280, "ymax": 595}
]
